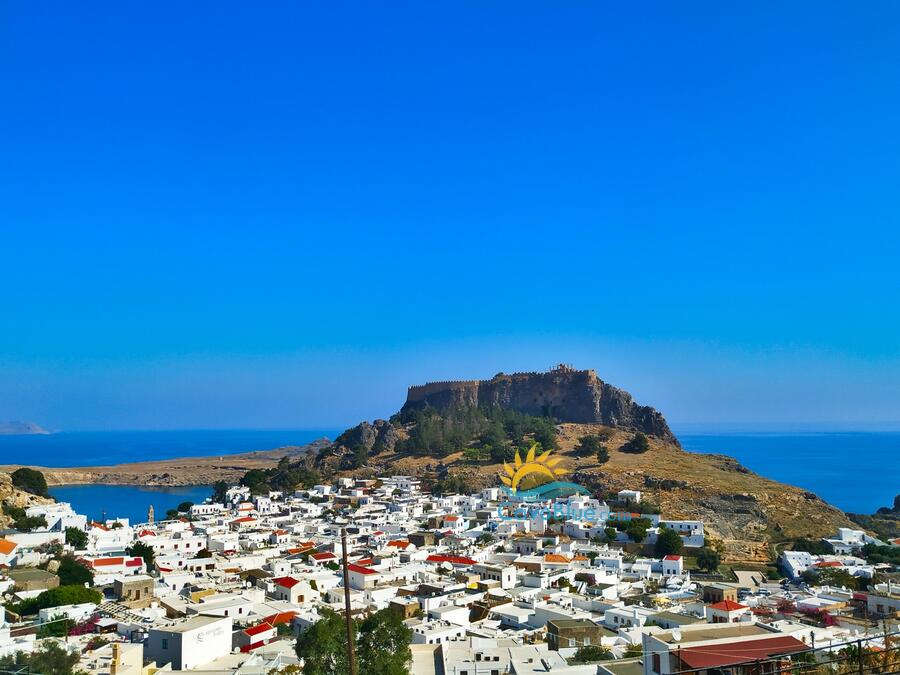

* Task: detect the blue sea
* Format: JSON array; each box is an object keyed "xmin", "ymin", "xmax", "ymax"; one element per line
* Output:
[
  {"xmin": 0, "ymin": 429, "xmax": 342, "ymax": 524},
  {"xmin": 676, "ymin": 428, "xmax": 900, "ymax": 514},
  {"xmin": 48, "ymin": 484, "xmax": 214, "ymax": 525},
  {"xmin": 0, "ymin": 428, "xmax": 342, "ymax": 467},
  {"xmin": 1, "ymin": 428, "xmax": 897, "ymax": 519}
]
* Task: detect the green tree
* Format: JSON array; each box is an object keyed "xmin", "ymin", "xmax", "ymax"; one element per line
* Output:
[
  {"xmin": 351, "ymin": 445, "xmax": 368, "ymax": 469},
  {"xmin": 295, "ymin": 607, "xmax": 412, "ymax": 675},
  {"xmin": 0, "ymin": 640, "xmax": 80, "ymax": 675},
  {"xmin": 575, "ymin": 434, "xmax": 608, "ymax": 460},
  {"xmin": 241, "ymin": 468, "xmax": 270, "ymax": 494},
  {"xmin": 177, "ymin": 501, "xmax": 194, "ymax": 512},
  {"xmin": 655, "ymin": 527, "xmax": 684, "ymax": 557},
  {"xmin": 620, "ymin": 432, "xmax": 650, "ymax": 454},
  {"xmin": 64, "ymin": 526, "xmax": 88, "ymax": 549},
  {"xmin": 212, "ymin": 480, "xmax": 229, "ymax": 504},
  {"xmin": 803, "ymin": 567, "xmax": 861, "ymax": 590},
  {"xmin": 488, "ymin": 444, "xmax": 515, "ymax": 464},
  {"xmin": 295, "ymin": 609, "xmax": 351, "ymax": 675},
  {"xmin": 696, "ymin": 547, "xmax": 721, "ymax": 573},
  {"xmin": 604, "ymin": 526, "xmax": 618, "ymax": 543},
  {"xmin": 462, "ymin": 447, "xmax": 487, "ymax": 463},
  {"xmin": 358, "ymin": 608, "xmax": 413, "ymax": 675},
  {"xmin": 792, "ymin": 538, "xmax": 830, "ymax": 555},
  {"xmin": 15, "ymin": 585, "xmax": 102, "ymax": 616},
  {"xmin": 571, "ymin": 646, "xmax": 613, "ymax": 663},
  {"xmin": 126, "ymin": 540, "xmax": 156, "ymax": 568},
  {"xmin": 624, "ymin": 517, "xmax": 652, "ymax": 543},
  {"xmin": 57, "ymin": 555, "xmax": 94, "ymax": 586},
  {"xmin": 38, "ymin": 613, "xmax": 74, "ymax": 638},
  {"xmin": 11, "ymin": 467, "xmax": 49, "ymax": 497}
]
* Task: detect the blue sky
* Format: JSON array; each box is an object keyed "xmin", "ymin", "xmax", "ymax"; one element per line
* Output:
[{"xmin": 1, "ymin": 2, "xmax": 899, "ymax": 430}]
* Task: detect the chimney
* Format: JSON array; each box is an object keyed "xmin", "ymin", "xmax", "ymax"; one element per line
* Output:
[{"xmin": 110, "ymin": 643, "xmax": 121, "ymax": 675}]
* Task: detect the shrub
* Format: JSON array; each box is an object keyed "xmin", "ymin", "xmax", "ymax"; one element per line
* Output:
[
  {"xmin": 15, "ymin": 585, "xmax": 102, "ymax": 616},
  {"xmin": 126, "ymin": 541, "xmax": 155, "ymax": 568},
  {"xmin": 620, "ymin": 432, "xmax": 650, "ymax": 454},
  {"xmin": 571, "ymin": 646, "xmax": 613, "ymax": 663},
  {"xmin": 696, "ymin": 547, "xmax": 721, "ymax": 573},
  {"xmin": 655, "ymin": 527, "xmax": 684, "ymax": 557},
  {"xmin": 64, "ymin": 527, "xmax": 88, "ymax": 549},
  {"xmin": 57, "ymin": 556, "xmax": 94, "ymax": 586},
  {"xmin": 623, "ymin": 517, "xmax": 653, "ymax": 543},
  {"xmin": 11, "ymin": 467, "xmax": 49, "ymax": 497},
  {"xmin": 575, "ymin": 434, "xmax": 609, "ymax": 461}
]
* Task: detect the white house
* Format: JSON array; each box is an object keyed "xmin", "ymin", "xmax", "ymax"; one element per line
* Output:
[{"xmin": 145, "ymin": 615, "xmax": 232, "ymax": 670}]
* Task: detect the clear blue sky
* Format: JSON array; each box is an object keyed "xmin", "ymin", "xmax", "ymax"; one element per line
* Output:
[{"xmin": 2, "ymin": 2, "xmax": 899, "ymax": 430}]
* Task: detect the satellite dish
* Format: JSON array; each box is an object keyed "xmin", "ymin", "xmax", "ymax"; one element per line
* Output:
[{"xmin": 672, "ymin": 628, "xmax": 682, "ymax": 642}]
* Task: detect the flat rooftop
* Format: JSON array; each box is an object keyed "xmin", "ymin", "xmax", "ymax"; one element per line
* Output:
[
  {"xmin": 159, "ymin": 614, "xmax": 228, "ymax": 633},
  {"xmin": 656, "ymin": 624, "xmax": 770, "ymax": 645}
]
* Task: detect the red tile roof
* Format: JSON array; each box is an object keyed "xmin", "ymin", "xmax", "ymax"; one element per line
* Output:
[
  {"xmin": 311, "ymin": 552, "xmax": 336, "ymax": 561},
  {"xmin": 814, "ymin": 561, "xmax": 842, "ymax": 568},
  {"xmin": 426, "ymin": 554, "xmax": 476, "ymax": 566},
  {"xmin": 347, "ymin": 563, "xmax": 378, "ymax": 575},
  {"xmin": 678, "ymin": 636, "xmax": 808, "ymax": 669},
  {"xmin": 663, "ymin": 555, "xmax": 683, "ymax": 561},
  {"xmin": 261, "ymin": 611, "xmax": 296, "ymax": 626},
  {"xmin": 709, "ymin": 599, "xmax": 749, "ymax": 611},
  {"xmin": 387, "ymin": 540, "xmax": 410, "ymax": 549},
  {"xmin": 92, "ymin": 557, "xmax": 124, "ymax": 567},
  {"xmin": 273, "ymin": 576, "xmax": 301, "ymax": 588},
  {"xmin": 244, "ymin": 622, "xmax": 276, "ymax": 636},
  {"xmin": 0, "ymin": 540, "xmax": 17, "ymax": 555}
]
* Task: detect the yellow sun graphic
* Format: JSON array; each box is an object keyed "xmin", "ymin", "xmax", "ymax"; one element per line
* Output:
[{"xmin": 500, "ymin": 443, "xmax": 569, "ymax": 493}]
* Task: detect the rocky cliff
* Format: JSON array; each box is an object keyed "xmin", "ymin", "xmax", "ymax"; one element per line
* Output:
[
  {"xmin": 402, "ymin": 364, "xmax": 678, "ymax": 445},
  {"xmin": 0, "ymin": 472, "xmax": 55, "ymax": 528}
]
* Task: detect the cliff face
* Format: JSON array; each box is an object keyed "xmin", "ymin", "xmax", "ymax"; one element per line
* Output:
[
  {"xmin": 0, "ymin": 472, "xmax": 54, "ymax": 528},
  {"xmin": 401, "ymin": 365, "xmax": 678, "ymax": 445}
]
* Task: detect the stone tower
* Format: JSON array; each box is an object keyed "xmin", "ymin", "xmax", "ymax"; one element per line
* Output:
[{"xmin": 147, "ymin": 504, "xmax": 154, "ymax": 525}]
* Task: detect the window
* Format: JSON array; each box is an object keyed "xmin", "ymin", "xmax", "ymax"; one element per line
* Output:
[
  {"xmin": 652, "ymin": 654, "xmax": 660, "ymax": 673},
  {"xmin": 162, "ymin": 639, "xmax": 169, "ymax": 650}
]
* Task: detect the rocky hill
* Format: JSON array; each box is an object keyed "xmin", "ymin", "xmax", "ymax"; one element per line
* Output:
[
  {"xmin": 402, "ymin": 364, "xmax": 677, "ymax": 444},
  {"xmin": 311, "ymin": 366, "xmax": 855, "ymax": 564},
  {"xmin": 0, "ymin": 472, "xmax": 55, "ymax": 529}
]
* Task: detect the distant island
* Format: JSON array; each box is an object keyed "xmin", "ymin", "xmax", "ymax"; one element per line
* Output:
[{"xmin": 0, "ymin": 421, "xmax": 50, "ymax": 436}]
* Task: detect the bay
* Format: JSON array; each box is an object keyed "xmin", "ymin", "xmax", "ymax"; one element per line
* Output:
[{"xmin": 676, "ymin": 429, "xmax": 899, "ymax": 514}]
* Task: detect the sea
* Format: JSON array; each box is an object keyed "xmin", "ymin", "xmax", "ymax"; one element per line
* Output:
[
  {"xmin": 0, "ymin": 429, "xmax": 342, "ymax": 525},
  {"xmin": 676, "ymin": 427, "xmax": 900, "ymax": 515},
  {"xmin": 0, "ymin": 427, "xmax": 897, "ymax": 522}
]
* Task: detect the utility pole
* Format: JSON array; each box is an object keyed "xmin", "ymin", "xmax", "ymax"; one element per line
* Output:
[{"xmin": 341, "ymin": 527, "xmax": 358, "ymax": 675}]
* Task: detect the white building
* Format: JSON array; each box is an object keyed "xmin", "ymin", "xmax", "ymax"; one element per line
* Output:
[{"xmin": 145, "ymin": 615, "xmax": 232, "ymax": 670}]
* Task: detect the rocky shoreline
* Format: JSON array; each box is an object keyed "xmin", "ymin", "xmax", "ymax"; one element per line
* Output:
[{"xmin": 0, "ymin": 439, "xmax": 330, "ymax": 487}]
